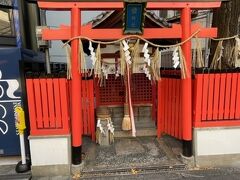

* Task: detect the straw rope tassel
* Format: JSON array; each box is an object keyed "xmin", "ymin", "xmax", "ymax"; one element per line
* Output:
[
  {"xmin": 210, "ymin": 40, "xmax": 223, "ymax": 70},
  {"xmin": 158, "ymin": 50, "xmax": 162, "ymax": 80},
  {"xmin": 132, "ymin": 39, "xmax": 140, "ymax": 73},
  {"xmin": 178, "ymin": 46, "xmax": 189, "ymax": 79},
  {"xmin": 195, "ymin": 37, "xmax": 204, "ymax": 68},
  {"xmin": 65, "ymin": 44, "xmax": 72, "ymax": 79},
  {"xmin": 95, "ymin": 44, "xmax": 103, "ymax": 83},
  {"xmin": 96, "ymin": 44, "xmax": 101, "ymax": 77},
  {"xmin": 61, "ymin": 30, "xmax": 238, "ymax": 80},
  {"xmin": 120, "ymin": 42, "xmax": 126, "ymax": 76},
  {"xmin": 78, "ymin": 40, "xmax": 87, "ymax": 73},
  {"xmin": 151, "ymin": 48, "xmax": 160, "ymax": 81},
  {"xmin": 234, "ymin": 37, "xmax": 240, "ymax": 67}
]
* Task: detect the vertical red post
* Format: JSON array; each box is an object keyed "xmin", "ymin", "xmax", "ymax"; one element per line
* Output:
[
  {"xmin": 152, "ymin": 83, "xmax": 157, "ymax": 122},
  {"xmin": 157, "ymin": 80, "xmax": 162, "ymax": 138},
  {"xmin": 181, "ymin": 6, "xmax": 192, "ymax": 157},
  {"xmin": 71, "ymin": 7, "xmax": 82, "ymax": 165}
]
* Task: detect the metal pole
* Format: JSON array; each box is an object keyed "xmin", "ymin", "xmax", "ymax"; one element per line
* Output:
[
  {"xmin": 181, "ymin": 6, "xmax": 192, "ymax": 157},
  {"xmin": 19, "ymin": 134, "xmax": 26, "ymax": 164},
  {"xmin": 45, "ymin": 48, "xmax": 51, "ymax": 74},
  {"xmin": 26, "ymin": 2, "xmax": 40, "ymax": 51},
  {"xmin": 40, "ymin": 10, "xmax": 51, "ymax": 74},
  {"xmin": 71, "ymin": 7, "xmax": 82, "ymax": 165}
]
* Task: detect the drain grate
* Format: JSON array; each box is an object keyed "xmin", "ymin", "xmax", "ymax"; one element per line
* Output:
[{"xmin": 81, "ymin": 164, "xmax": 186, "ymax": 178}]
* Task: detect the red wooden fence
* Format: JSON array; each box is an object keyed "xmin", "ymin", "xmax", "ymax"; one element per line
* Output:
[
  {"xmin": 81, "ymin": 79, "xmax": 95, "ymax": 140},
  {"xmin": 27, "ymin": 72, "xmax": 240, "ymax": 139},
  {"xmin": 157, "ymin": 77, "xmax": 183, "ymax": 139},
  {"xmin": 26, "ymin": 78, "xmax": 95, "ymax": 139},
  {"xmin": 157, "ymin": 72, "xmax": 240, "ymax": 140},
  {"xmin": 193, "ymin": 72, "xmax": 240, "ymax": 127},
  {"xmin": 26, "ymin": 78, "xmax": 70, "ymax": 136}
]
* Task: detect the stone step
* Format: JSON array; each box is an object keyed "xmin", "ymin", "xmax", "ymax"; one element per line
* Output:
[
  {"xmin": 115, "ymin": 123, "xmax": 156, "ymax": 130},
  {"xmin": 108, "ymin": 106, "xmax": 153, "ymax": 118},
  {"xmin": 112, "ymin": 117, "xmax": 155, "ymax": 123},
  {"xmin": 113, "ymin": 117, "xmax": 156, "ymax": 130},
  {"xmin": 114, "ymin": 128, "xmax": 157, "ymax": 138}
]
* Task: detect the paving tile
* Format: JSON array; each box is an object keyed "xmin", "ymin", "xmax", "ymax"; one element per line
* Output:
[{"xmin": 115, "ymin": 139, "xmax": 145, "ymax": 156}]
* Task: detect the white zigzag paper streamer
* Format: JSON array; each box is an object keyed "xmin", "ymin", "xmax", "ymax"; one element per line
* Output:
[
  {"xmin": 101, "ymin": 64, "xmax": 109, "ymax": 79},
  {"xmin": 122, "ymin": 40, "xmax": 132, "ymax": 64},
  {"xmin": 97, "ymin": 119, "xmax": 105, "ymax": 135},
  {"xmin": 107, "ymin": 119, "xmax": 114, "ymax": 135},
  {"xmin": 172, "ymin": 47, "xmax": 180, "ymax": 68},
  {"xmin": 142, "ymin": 43, "xmax": 151, "ymax": 66},
  {"xmin": 88, "ymin": 41, "xmax": 97, "ymax": 66},
  {"xmin": 115, "ymin": 67, "xmax": 120, "ymax": 77},
  {"xmin": 143, "ymin": 64, "xmax": 151, "ymax": 80}
]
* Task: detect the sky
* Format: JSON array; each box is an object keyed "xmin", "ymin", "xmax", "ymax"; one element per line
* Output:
[{"xmin": 46, "ymin": 11, "xmax": 103, "ymax": 62}]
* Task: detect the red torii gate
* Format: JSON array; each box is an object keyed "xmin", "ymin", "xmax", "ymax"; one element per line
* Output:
[{"xmin": 37, "ymin": 0, "xmax": 221, "ymax": 165}]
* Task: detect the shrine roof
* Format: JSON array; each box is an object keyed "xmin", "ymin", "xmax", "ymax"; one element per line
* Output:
[
  {"xmin": 86, "ymin": 10, "xmax": 198, "ymax": 29},
  {"xmin": 88, "ymin": 10, "xmax": 171, "ymax": 29}
]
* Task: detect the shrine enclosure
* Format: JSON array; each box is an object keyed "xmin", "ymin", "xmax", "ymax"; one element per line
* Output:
[{"xmin": 25, "ymin": 0, "xmax": 240, "ymax": 176}]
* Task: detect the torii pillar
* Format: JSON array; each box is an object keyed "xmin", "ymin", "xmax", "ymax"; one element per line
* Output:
[
  {"xmin": 181, "ymin": 6, "xmax": 192, "ymax": 156},
  {"xmin": 70, "ymin": 7, "xmax": 82, "ymax": 165}
]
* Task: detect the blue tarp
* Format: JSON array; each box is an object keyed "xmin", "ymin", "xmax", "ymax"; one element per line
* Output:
[{"xmin": 0, "ymin": 47, "xmax": 22, "ymax": 155}]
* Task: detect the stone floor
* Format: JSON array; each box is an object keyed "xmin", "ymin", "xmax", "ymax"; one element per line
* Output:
[
  {"xmin": 79, "ymin": 168, "xmax": 240, "ymax": 180},
  {"xmin": 0, "ymin": 156, "xmax": 21, "ymax": 166},
  {"xmin": 0, "ymin": 135, "xmax": 183, "ymax": 180},
  {"xmin": 2, "ymin": 135, "xmax": 240, "ymax": 180},
  {"xmin": 0, "ymin": 164, "xmax": 31, "ymax": 180},
  {"xmin": 80, "ymin": 135, "xmax": 184, "ymax": 178}
]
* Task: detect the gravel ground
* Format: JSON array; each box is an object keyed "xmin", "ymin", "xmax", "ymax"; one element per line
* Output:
[
  {"xmin": 82, "ymin": 136, "xmax": 180, "ymax": 171},
  {"xmin": 3, "ymin": 136, "xmax": 240, "ymax": 180}
]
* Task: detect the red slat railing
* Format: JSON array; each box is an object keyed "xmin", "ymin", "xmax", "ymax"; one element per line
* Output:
[
  {"xmin": 193, "ymin": 72, "xmax": 240, "ymax": 127},
  {"xmin": 27, "ymin": 78, "xmax": 70, "ymax": 135},
  {"xmin": 157, "ymin": 71, "xmax": 240, "ymax": 139},
  {"xmin": 81, "ymin": 79, "xmax": 95, "ymax": 140},
  {"xmin": 157, "ymin": 76, "xmax": 182, "ymax": 140},
  {"xmin": 26, "ymin": 78, "xmax": 95, "ymax": 139}
]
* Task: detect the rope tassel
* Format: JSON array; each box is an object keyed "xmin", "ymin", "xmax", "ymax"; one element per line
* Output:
[
  {"xmin": 234, "ymin": 37, "xmax": 240, "ymax": 68},
  {"xmin": 178, "ymin": 46, "xmax": 189, "ymax": 79},
  {"xmin": 79, "ymin": 40, "xmax": 86, "ymax": 74},
  {"xmin": 65, "ymin": 44, "xmax": 72, "ymax": 79},
  {"xmin": 120, "ymin": 42, "xmax": 126, "ymax": 76},
  {"xmin": 132, "ymin": 39, "xmax": 140, "ymax": 74},
  {"xmin": 94, "ymin": 44, "xmax": 102, "ymax": 79},
  {"xmin": 195, "ymin": 37, "xmax": 204, "ymax": 68},
  {"xmin": 210, "ymin": 40, "xmax": 223, "ymax": 69},
  {"xmin": 151, "ymin": 48, "xmax": 161, "ymax": 81}
]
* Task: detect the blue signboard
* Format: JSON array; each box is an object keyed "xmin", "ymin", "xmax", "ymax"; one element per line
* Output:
[
  {"xmin": 0, "ymin": 48, "xmax": 22, "ymax": 155},
  {"xmin": 123, "ymin": 2, "xmax": 146, "ymax": 34}
]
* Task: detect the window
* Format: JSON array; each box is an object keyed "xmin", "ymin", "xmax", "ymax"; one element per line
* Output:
[{"xmin": 0, "ymin": 8, "xmax": 15, "ymax": 36}]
